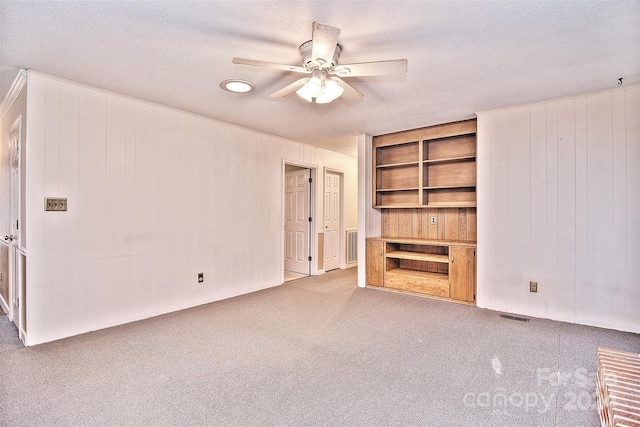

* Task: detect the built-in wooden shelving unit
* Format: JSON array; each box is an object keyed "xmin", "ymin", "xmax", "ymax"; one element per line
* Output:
[
  {"xmin": 366, "ymin": 237, "xmax": 476, "ymax": 304},
  {"xmin": 368, "ymin": 119, "xmax": 478, "ymax": 305},
  {"xmin": 373, "ymin": 119, "xmax": 477, "ymax": 209}
]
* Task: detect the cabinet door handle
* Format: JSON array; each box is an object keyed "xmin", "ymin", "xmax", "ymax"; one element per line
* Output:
[{"xmin": 451, "ymin": 254, "xmax": 454, "ymax": 263}]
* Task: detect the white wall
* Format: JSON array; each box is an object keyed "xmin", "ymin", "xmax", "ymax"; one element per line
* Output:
[
  {"xmin": 24, "ymin": 72, "xmax": 358, "ymax": 345},
  {"xmin": 477, "ymin": 84, "xmax": 640, "ymax": 333},
  {"xmin": 357, "ymin": 133, "xmax": 381, "ymax": 288}
]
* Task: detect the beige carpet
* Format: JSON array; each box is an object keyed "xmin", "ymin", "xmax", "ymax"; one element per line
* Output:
[{"xmin": 1, "ymin": 268, "xmax": 639, "ymax": 426}]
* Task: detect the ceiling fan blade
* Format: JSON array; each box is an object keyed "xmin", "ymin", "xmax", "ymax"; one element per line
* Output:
[
  {"xmin": 311, "ymin": 22, "xmax": 340, "ymax": 67},
  {"xmin": 232, "ymin": 58, "xmax": 310, "ymax": 74},
  {"xmin": 332, "ymin": 59, "xmax": 408, "ymax": 77},
  {"xmin": 333, "ymin": 76, "xmax": 364, "ymax": 102},
  {"xmin": 269, "ymin": 78, "xmax": 310, "ymax": 99}
]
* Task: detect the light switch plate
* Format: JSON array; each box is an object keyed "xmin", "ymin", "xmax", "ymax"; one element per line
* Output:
[
  {"xmin": 530, "ymin": 281, "xmax": 538, "ymax": 293},
  {"xmin": 45, "ymin": 198, "xmax": 67, "ymax": 211}
]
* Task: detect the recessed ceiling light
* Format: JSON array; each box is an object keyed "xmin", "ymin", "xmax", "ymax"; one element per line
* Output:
[{"xmin": 220, "ymin": 79, "xmax": 255, "ymax": 93}]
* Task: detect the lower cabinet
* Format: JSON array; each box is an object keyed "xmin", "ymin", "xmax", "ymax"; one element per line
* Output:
[
  {"xmin": 366, "ymin": 237, "xmax": 476, "ymax": 305},
  {"xmin": 449, "ymin": 246, "xmax": 476, "ymax": 302}
]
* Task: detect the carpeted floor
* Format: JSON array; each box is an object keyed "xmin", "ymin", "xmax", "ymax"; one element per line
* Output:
[
  {"xmin": 1, "ymin": 268, "xmax": 638, "ymax": 426},
  {"xmin": 0, "ymin": 313, "xmax": 22, "ymax": 353}
]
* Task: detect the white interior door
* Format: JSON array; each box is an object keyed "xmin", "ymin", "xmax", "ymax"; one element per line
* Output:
[
  {"xmin": 7, "ymin": 117, "xmax": 23, "ymax": 334},
  {"xmin": 324, "ymin": 171, "xmax": 341, "ymax": 271},
  {"xmin": 284, "ymin": 167, "xmax": 310, "ymax": 274}
]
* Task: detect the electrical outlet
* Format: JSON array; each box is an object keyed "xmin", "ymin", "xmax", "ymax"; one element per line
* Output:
[
  {"xmin": 44, "ymin": 197, "xmax": 67, "ymax": 211},
  {"xmin": 430, "ymin": 216, "xmax": 437, "ymax": 225},
  {"xmin": 198, "ymin": 273, "xmax": 204, "ymax": 283},
  {"xmin": 530, "ymin": 281, "xmax": 538, "ymax": 293}
]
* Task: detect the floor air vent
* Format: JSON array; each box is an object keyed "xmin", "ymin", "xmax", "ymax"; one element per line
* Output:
[{"xmin": 500, "ymin": 314, "xmax": 530, "ymax": 322}]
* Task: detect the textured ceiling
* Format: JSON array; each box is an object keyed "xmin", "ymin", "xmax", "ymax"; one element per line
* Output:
[{"xmin": 1, "ymin": 1, "xmax": 639, "ymax": 156}]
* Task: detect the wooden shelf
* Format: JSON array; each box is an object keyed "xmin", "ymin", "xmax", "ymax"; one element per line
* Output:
[
  {"xmin": 423, "ymin": 185, "xmax": 475, "ymax": 190},
  {"xmin": 377, "ymin": 187, "xmax": 420, "ymax": 192},
  {"xmin": 423, "ymin": 156, "xmax": 475, "ymax": 165},
  {"xmin": 366, "ymin": 237, "xmax": 477, "ymax": 305},
  {"xmin": 386, "ymin": 250, "xmax": 449, "ymax": 263},
  {"xmin": 373, "ymin": 119, "xmax": 477, "ymax": 209},
  {"xmin": 423, "ymin": 202, "xmax": 477, "ymax": 208},
  {"xmin": 376, "ymin": 141, "xmax": 419, "ymax": 166},
  {"xmin": 375, "ymin": 204, "xmax": 422, "ymax": 209},
  {"xmin": 423, "ymin": 186, "xmax": 476, "ymax": 206},
  {"xmin": 380, "ymin": 237, "xmax": 476, "ymax": 247},
  {"xmin": 376, "ymin": 161, "xmax": 420, "ymax": 169},
  {"xmin": 385, "ymin": 269, "xmax": 449, "ymax": 297}
]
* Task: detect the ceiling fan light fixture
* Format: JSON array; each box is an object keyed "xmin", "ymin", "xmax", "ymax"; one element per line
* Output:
[
  {"xmin": 296, "ymin": 74, "xmax": 343, "ymax": 104},
  {"xmin": 220, "ymin": 79, "xmax": 255, "ymax": 93},
  {"xmin": 296, "ymin": 76, "xmax": 322, "ymax": 102},
  {"xmin": 315, "ymin": 78, "xmax": 344, "ymax": 104}
]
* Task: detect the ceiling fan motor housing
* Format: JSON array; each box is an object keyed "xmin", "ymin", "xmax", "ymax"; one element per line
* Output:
[{"xmin": 299, "ymin": 40, "xmax": 342, "ymax": 71}]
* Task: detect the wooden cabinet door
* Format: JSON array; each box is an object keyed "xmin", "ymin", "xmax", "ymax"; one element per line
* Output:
[
  {"xmin": 449, "ymin": 246, "xmax": 476, "ymax": 302},
  {"xmin": 366, "ymin": 240, "xmax": 384, "ymax": 287}
]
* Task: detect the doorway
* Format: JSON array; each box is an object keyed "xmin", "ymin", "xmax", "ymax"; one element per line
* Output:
[
  {"xmin": 324, "ymin": 169, "xmax": 343, "ymax": 271},
  {"xmin": 5, "ymin": 116, "xmax": 25, "ymax": 341},
  {"xmin": 284, "ymin": 164, "xmax": 312, "ymax": 280}
]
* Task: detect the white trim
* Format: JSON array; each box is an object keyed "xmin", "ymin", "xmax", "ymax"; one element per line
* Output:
[
  {"xmin": 282, "ymin": 159, "xmax": 319, "ymax": 283},
  {"xmin": 0, "ymin": 70, "xmax": 27, "ymax": 121},
  {"xmin": 10, "ymin": 115, "xmax": 23, "ymax": 249},
  {"xmin": 0, "ymin": 241, "xmax": 9, "ymax": 315},
  {"xmin": 8, "ymin": 114, "xmax": 24, "ymax": 342},
  {"xmin": 476, "ymin": 83, "xmax": 640, "ymax": 116},
  {"xmin": 323, "ymin": 167, "xmax": 346, "ymax": 270},
  {"xmin": 0, "ymin": 292, "xmax": 8, "ymax": 315}
]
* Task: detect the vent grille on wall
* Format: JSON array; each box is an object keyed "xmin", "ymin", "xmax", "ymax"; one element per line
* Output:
[{"xmin": 346, "ymin": 229, "xmax": 358, "ymax": 264}]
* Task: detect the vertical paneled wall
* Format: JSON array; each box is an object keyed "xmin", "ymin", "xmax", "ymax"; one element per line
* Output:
[
  {"xmin": 24, "ymin": 72, "xmax": 358, "ymax": 345},
  {"xmin": 381, "ymin": 208, "xmax": 476, "ymax": 242},
  {"xmin": 477, "ymin": 85, "xmax": 640, "ymax": 333}
]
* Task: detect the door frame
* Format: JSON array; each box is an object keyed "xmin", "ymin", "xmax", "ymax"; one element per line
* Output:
[
  {"xmin": 0, "ymin": 242, "xmax": 9, "ymax": 315},
  {"xmin": 282, "ymin": 160, "xmax": 318, "ymax": 283},
  {"xmin": 323, "ymin": 167, "xmax": 346, "ymax": 270},
  {"xmin": 7, "ymin": 114, "xmax": 25, "ymax": 340}
]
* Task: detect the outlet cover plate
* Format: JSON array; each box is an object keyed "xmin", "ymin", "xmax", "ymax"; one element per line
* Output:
[
  {"xmin": 198, "ymin": 273, "xmax": 204, "ymax": 283},
  {"xmin": 430, "ymin": 216, "xmax": 437, "ymax": 225},
  {"xmin": 45, "ymin": 197, "xmax": 67, "ymax": 211}
]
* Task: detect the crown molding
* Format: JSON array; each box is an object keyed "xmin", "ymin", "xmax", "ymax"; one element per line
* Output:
[{"xmin": 0, "ymin": 69, "xmax": 27, "ymax": 121}]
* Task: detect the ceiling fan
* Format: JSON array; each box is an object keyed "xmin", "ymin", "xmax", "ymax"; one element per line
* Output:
[{"xmin": 232, "ymin": 22, "xmax": 408, "ymax": 104}]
